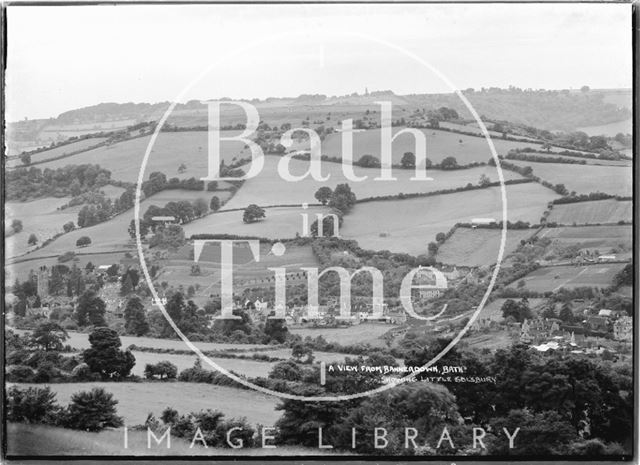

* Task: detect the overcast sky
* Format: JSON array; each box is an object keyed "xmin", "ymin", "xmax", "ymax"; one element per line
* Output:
[{"xmin": 6, "ymin": 3, "xmax": 632, "ymax": 120}]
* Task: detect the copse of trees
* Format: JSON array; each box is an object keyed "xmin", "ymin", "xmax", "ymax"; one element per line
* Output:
[
  {"xmin": 82, "ymin": 327, "xmax": 135, "ymax": 380},
  {"xmin": 314, "ymin": 186, "xmax": 333, "ymax": 205},
  {"xmin": 75, "ymin": 290, "xmax": 106, "ymax": 327},
  {"xmin": 7, "ymin": 164, "xmax": 113, "ymax": 201},
  {"xmin": 7, "ymin": 385, "xmax": 124, "ymax": 432},
  {"xmin": 243, "ymin": 204, "xmax": 266, "ymax": 223},
  {"xmin": 328, "ymin": 183, "xmax": 357, "ymax": 214},
  {"xmin": 75, "ymin": 236, "xmax": 92, "ymax": 247},
  {"xmin": 144, "ymin": 361, "xmax": 178, "ymax": 380}
]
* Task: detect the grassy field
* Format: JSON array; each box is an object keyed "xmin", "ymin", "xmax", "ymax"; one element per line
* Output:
[
  {"xmin": 34, "ymin": 131, "xmax": 247, "ymax": 183},
  {"xmin": 547, "ymin": 199, "xmax": 632, "ymax": 225},
  {"xmin": 319, "ymin": 127, "xmax": 557, "ymax": 165},
  {"xmin": 5, "ymin": 423, "xmax": 335, "ymax": 456},
  {"xmin": 183, "ymin": 205, "xmax": 330, "ymax": 240},
  {"xmin": 130, "ymin": 351, "xmax": 275, "ymax": 378},
  {"xmin": 289, "ymin": 322, "xmax": 397, "ymax": 347},
  {"xmin": 436, "ymin": 227, "xmax": 535, "ymax": 267},
  {"xmin": 507, "ymin": 160, "xmax": 632, "ymax": 196},
  {"xmin": 510, "ymin": 263, "xmax": 627, "ymax": 293},
  {"xmin": 6, "ymin": 137, "xmax": 108, "ymax": 168},
  {"xmin": 13, "ymin": 189, "xmax": 232, "ymax": 261},
  {"xmin": 5, "ymin": 197, "xmax": 78, "ymax": 259},
  {"xmin": 538, "ymin": 225, "xmax": 632, "ymax": 254},
  {"xmin": 340, "ymin": 183, "xmax": 558, "ymax": 255},
  {"xmin": 9, "ymin": 381, "xmax": 281, "ymax": 426},
  {"xmin": 224, "ymin": 156, "xmax": 523, "ymax": 210}
]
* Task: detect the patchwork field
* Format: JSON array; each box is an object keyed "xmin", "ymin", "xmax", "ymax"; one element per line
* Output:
[
  {"xmin": 547, "ymin": 199, "xmax": 632, "ymax": 225},
  {"xmin": 33, "ymin": 131, "xmax": 248, "ymax": 183},
  {"xmin": 436, "ymin": 227, "xmax": 536, "ymax": 267},
  {"xmin": 510, "ymin": 263, "xmax": 627, "ymax": 293},
  {"xmin": 507, "ymin": 160, "xmax": 632, "ymax": 196},
  {"xmin": 12, "ymin": 189, "xmax": 232, "ymax": 260},
  {"xmin": 183, "ymin": 205, "xmax": 330, "ymax": 240},
  {"xmin": 340, "ymin": 183, "xmax": 558, "ymax": 255},
  {"xmin": 6, "ymin": 137, "xmax": 108, "ymax": 168},
  {"xmin": 320, "ymin": 127, "xmax": 563, "ymax": 165},
  {"xmin": 9, "ymin": 382, "xmax": 281, "ymax": 427},
  {"xmin": 539, "ymin": 225, "xmax": 632, "ymax": 253},
  {"xmin": 289, "ymin": 322, "xmax": 397, "ymax": 347},
  {"xmin": 224, "ymin": 156, "xmax": 523, "ymax": 210},
  {"xmin": 130, "ymin": 351, "xmax": 275, "ymax": 378},
  {"xmin": 5, "ymin": 197, "xmax": 78, "ymax": 259}
]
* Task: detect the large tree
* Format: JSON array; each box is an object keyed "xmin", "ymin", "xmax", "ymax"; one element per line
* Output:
[
  {"xmin": 243, "ymin": 204, "xmax": 266, "ymax": 223},
  {"xmin": 314, "ymin": 187, "xmax": 333, "ymax": 205},
  {"xmin": 75, "ymin": 290, "xmax": 107, "ymax": 326},
  {"xmin": 29, "ymin": 322, "xmax": 69, "ymax": 351},
  {"xmin": 123, "ymin": 296, "xmax": 149, "ymax": 336},
  {"xmin": 82, "ymin": 327, "xmax": 135, "ymax": 380}
]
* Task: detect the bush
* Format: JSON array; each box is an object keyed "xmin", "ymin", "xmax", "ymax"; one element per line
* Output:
[
  {"xmin": 76, "ymin": 236, "xmax": 92, "ymax": 247},
  {"xmin": 62, "ymin": 387, "xmax": 123, "ymax": 431},
  {"xmin": 144, "ymin": 361, "xmax": 178, "ymax": 380},
  {"xmin": 6, "ymin": 365, "xmax": 35, "ymax": 382},
  {"xmin": 71, "ymin": 362, "xmax": 94, "ymax": 380},
  {"xmin": 269, "ymin": 360, "xmax": 302, "ymax": 381},
  {"xmin": 7, "ymin": 386, "xmax": 60, "ymax": 423}
]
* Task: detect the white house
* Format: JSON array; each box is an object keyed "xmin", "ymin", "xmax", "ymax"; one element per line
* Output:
[{"xmin": 471, "ymin": 218, "xmax": 497, "ymax": 228}]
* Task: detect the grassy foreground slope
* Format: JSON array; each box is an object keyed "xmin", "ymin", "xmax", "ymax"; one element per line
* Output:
[
  {"xmin": 224, "ymin": 157, "xmax": 523, "ymax": 210},
  {"xmin": 31, "ymin": 131, "xmax": 247, "ymax": 183},
  {"xmin": 9, "ymin": 382, "xmax": 281, "ymax": 426}
]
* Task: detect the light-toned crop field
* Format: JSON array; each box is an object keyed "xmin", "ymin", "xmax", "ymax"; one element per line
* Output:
[
  {"xmin": 538, "ymin": 225, "xmax": 632, "ymax": 253},
  {"xmin": 5, "ymin": 197, "xmax": 78, "ymax": 259},
  {"xmin": 436, "ymin": 227, "xmax": 536, "ymax": 267},
  {"xmin": 320, "ymin": 127, "xmax": 556, "ymax": 165},
  {"xmin": 547, "ymin": 199, "xmax": 632, "ymax": 225},
  {"xmin": 509, "ymin": 263, "xmax": 627, "ymax": 293},
  {"xmin": 6, "ymin": 137, "xmax": 108, "ymax": 167},
  {"xmin": 5, "ymin": 423, "xmax": 335, "ymax": 456},
  {"xmin": 340, "ymin": 183, "xmax": 558, "ymax": 255},
  {"xmin": 130, "ymin": 350, "xmax": 276, "ymax": 378},
  {"xmin": 224, "ymin": 156, "xmax": 523, "ymax": 210},
  {"xmin": 507, "ymin": 160, "xmax": 632, "ymax": 196},
  {"xmin": 34, "ymin": 131, "xmax": 248, "ymax": 183},
  {"xmin": 289, "ymin": 322, "xmax": 397, "ymax": 346},
  {"xmin": 183, "ymin": 205, "xmax": 330, "ymax": 240},
  {"xmin": 9, "ymin": 382, "xmax": 281, "ymax": 426}
]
